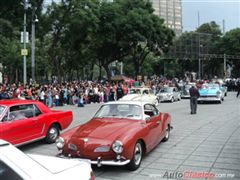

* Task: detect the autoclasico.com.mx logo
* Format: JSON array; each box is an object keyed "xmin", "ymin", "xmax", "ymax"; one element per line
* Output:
[{"xmin": 149, "ymin": 171, "xmax": 235, "ymax": 179}]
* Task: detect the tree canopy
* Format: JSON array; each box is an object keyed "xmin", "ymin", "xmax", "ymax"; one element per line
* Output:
[{"xmin": 0, "ymin": 0, "xmax": 239, "ymax": 83}]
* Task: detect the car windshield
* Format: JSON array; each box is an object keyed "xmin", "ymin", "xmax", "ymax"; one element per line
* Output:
[
  {"xmin": 94, "ymin": 104, "xmax": 142, "ymax": 120},
  {"xmin": 0, "ymin": 106, "xmax": 6, "ymax": 116},
  {"xmin": 209, "ymin": 84, "xmax": 220, "ymax": 89},
  {"xmin": 160, "ymin": 87, "xmax": 172, "ymax": 93}
]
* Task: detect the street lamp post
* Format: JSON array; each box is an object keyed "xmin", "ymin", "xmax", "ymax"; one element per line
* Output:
[
  {"xmin": 23, "ymin": 0, "xmax": 27, "ymax": 86},
  {"xmin": 198, "ymin": 34, "xmax": 201, "ymax": 80},
  {"xmin": 31, "ymin": 7, "xmax": 38, "ymax": 82}
]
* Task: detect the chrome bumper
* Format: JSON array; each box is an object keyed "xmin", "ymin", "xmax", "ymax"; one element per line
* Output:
[
  {"xmin": 158, "ymin": 96, "xmax": 171, "ymax": 101},
  {"xmin": 57, "ymin": 154, "xmax": 130, "ymax": 167},
  {"xmin": 91, "ymin": 158, "xmax": 130, "ymax": 167},
  {"xmin": 198, "ymin": 97, "xmax": 221, "ymax": 101},
  {"xmin": 181, "ymin": 95, "xmax": 190, "ymax": 98}
]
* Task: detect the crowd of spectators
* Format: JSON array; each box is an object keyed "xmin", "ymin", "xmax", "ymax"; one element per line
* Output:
[
  {"xmin": 0, "ymin": 81, "xmax": 131, "ymax": 108},
  {"xmin": 0, "ymin": 77, "xmax": 239, "ymax": 108}
]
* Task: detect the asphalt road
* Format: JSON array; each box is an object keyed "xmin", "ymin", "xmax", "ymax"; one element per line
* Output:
[{"xmin": 20, "ymin": 92, "xmax": 240, "ymax": 180}]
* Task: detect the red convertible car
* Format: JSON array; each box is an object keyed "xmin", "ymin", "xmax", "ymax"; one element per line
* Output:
[
  {"xmin": 0, "ymin": 99, "xmax": 73, "ymax": 146},
  {"xmin": 56, "ymin": 101, "xmax": 172, "ymax": 170}
]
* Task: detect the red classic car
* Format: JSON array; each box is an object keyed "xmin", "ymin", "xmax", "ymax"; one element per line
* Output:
[
  {"xmin": 0, "ymin": 99, "xmax": 73, "ymax": 146},
  {"xmin": 56, "ymin": 101, "xmax": 172, "ymax": 170}
]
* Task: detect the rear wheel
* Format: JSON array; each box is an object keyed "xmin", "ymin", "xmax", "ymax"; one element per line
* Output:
[
  {"xmin": 127, "ymin": 141, "xmax": 143, "ymax": 171},
  {"xmin": 45, "ymin": 124, "xmax": 60, "ymax": 144}
]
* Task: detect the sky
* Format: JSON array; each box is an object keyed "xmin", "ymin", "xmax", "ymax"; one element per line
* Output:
[{"xmin": 182, "ymin": 0, "xmax": 240, "ymax": 32}]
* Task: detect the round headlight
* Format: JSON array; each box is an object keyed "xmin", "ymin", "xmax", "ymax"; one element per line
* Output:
[
  {"xmin": 216, "ymin": 91, "xmax": 221, "ymax": 97},
  {"xmin": 56, "ymin": 137, "xmax": 65, "ymax": 149},
  {"xmin": 112, "ymin": 140, "xmax": 123, "ymax": 154}
]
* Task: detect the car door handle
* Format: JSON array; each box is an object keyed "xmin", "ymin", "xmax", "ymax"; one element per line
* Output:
[{"xmin": 156, "ymin": 121, "xmax": 161, "ymax": 125}]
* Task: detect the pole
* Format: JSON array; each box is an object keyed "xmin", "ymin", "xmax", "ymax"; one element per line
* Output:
[
  {"xmin": 31, "ymin": 7, "xmax": 36, "ymax": 82},
  {"xmin": 198, "ymin": 35, "xmax": 201, "ymax": 79},
  {"xmin": 224, "ymin": 53, "xmax": 226, "ymax": 78},
  {"xmin": 120, "ymin": 62, "xmax": 123, "ymax": 75},
  {"xmin": 197, "ymin": 11, "xmax": 201, "ymax": 79},
  {"xmin": 23, "ymin": 0, "xmax": 27, "ymax": 86},
  {"xmin": 198, "ymin": 11, "xmax": 200, "ymax": 27},
  {"xmin": 222, "ymin": 19, "xmax": 225, "ymax": 34}
]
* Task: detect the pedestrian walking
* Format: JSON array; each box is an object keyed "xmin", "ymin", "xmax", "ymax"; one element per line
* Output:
[
  {"xmin": 189, "ymin": 85, "xmax": 200, "ymax": 114},
  {"xmin": 236, "ymin": 80, "xmax": 240, "ymax": 98}
]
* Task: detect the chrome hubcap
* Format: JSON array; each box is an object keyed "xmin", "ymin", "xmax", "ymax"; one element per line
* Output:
[
  {"xmin": 49, "ymin": 128, "xmax": 58, "ymax": 140},
  {"xmin": 165, "ymin": 128, "xmax": 169, "ymax": 139},
  {"xmin": 134, "ymin": 143, "xmax": 142, "ymax": 165}
]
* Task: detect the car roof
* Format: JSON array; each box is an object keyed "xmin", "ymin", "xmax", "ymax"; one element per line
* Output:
[
  {"xmin": 105, "ymin": 101, "xmax": 151, "ymax": 106},
  {"xmin": 0, "ymin": 99, "xmax": 38, "ymax": 106}
]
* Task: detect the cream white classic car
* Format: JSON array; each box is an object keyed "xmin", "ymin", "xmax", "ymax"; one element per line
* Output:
[
  {"xmin": 0, "ymin": 139, "xmax": 94, "ymax": 180},
  {"xmin": 119, "ymin": 87, "xmax": 159, "ymax": 105}
]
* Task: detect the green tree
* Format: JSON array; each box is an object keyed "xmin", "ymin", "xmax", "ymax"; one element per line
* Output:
[
  {"xmin": 215, "ymin": 28, "xmax": 240, "ymax": 77},
  {"xmin": 96, "ymin": 0, "xmax": 174, "ymax": 79}
]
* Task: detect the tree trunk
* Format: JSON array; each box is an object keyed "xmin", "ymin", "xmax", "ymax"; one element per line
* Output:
[
  {"xmin": 89, "ymin": 63, "xmax": 94, "ymax": 80},
  {"xmin": 98, "ymin": 65, "xmax": 102, "ymax": 80},
  {"xmin": 103, "ymin": 64, "xmax": 111, "ymax": 81},
  {"xmin": 134, "ymin": 61, "xmax": 140, "ymax": 79}
]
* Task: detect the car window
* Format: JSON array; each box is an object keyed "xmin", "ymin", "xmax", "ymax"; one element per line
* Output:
[
  {"xmin": 144, "ymin": 104, "xmax": 158, "ymax": 117},
  {"xmin": 0, "ymin": 160, "xmax": 23, "ymax": 180},
  {"xmin": 160, "ymin": 88, "xmax": 172, "ymax": 93},
  {"xmin": 144, "ymin": 105, "xmax": 154, "ymax": 117},
  {"xmin": 33, "ymin": 105, "xmax": 42, "ymax": 117},
  {"xmin": 94, "ymin": 104, "xmax": 142, "ymax": 120},
  {"xmin": 130, "ymin": 89, "xmax": 141, "ymax": 94},
  {"xmin": 151, "ymin": 105, "xmax": 159, "ymax": 116},
  {"xmin": 0, "ymin": 106, "xmax": 5, "ymax": 116},
  {"xmin": 142, "ymin": 90, "xmax": 149, "ymax": 94},
  {"xmin": 8, "ymin": 104, "xmax": 41, "ymax": 121}
]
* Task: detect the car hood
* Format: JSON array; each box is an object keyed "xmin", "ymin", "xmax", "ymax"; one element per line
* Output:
[
  {"xmin": 28, "ymin": 154, "xmax": 91, "ymax": 175},
  {"xmin": 71, "ymin": 118, "xmax": 140, "ymax": 140}
]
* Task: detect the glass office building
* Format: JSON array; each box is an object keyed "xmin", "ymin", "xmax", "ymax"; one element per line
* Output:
[{"xmin": 151, "ymin": 0, "xmax": 182, "ymax": 36}]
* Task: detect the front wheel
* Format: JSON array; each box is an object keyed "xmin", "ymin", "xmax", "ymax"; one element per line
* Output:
[
  {"xmin": 162, "ymin": 125, "xmax": 170, "ymax": 142},
  {"xmin": 45, "ymin": 124, "xmax": 60, "ymax": 144},
  {"xmin": 127, "ymin": 141, "xmax": 143, "ymax": 171},
  {"xmin": 178, "ymin": 95, "xmax": 181, "ymax": 101}
]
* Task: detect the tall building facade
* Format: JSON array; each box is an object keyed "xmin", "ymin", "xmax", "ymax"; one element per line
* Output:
[{"xmin": 151, "ymin": 0, "xmax": 182, "ymax": 36}]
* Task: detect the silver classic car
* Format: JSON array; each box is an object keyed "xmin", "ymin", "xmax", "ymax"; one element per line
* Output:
[{"xmin": 157, "ymin": 87, "xmax": 181, "ymax": 103}]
